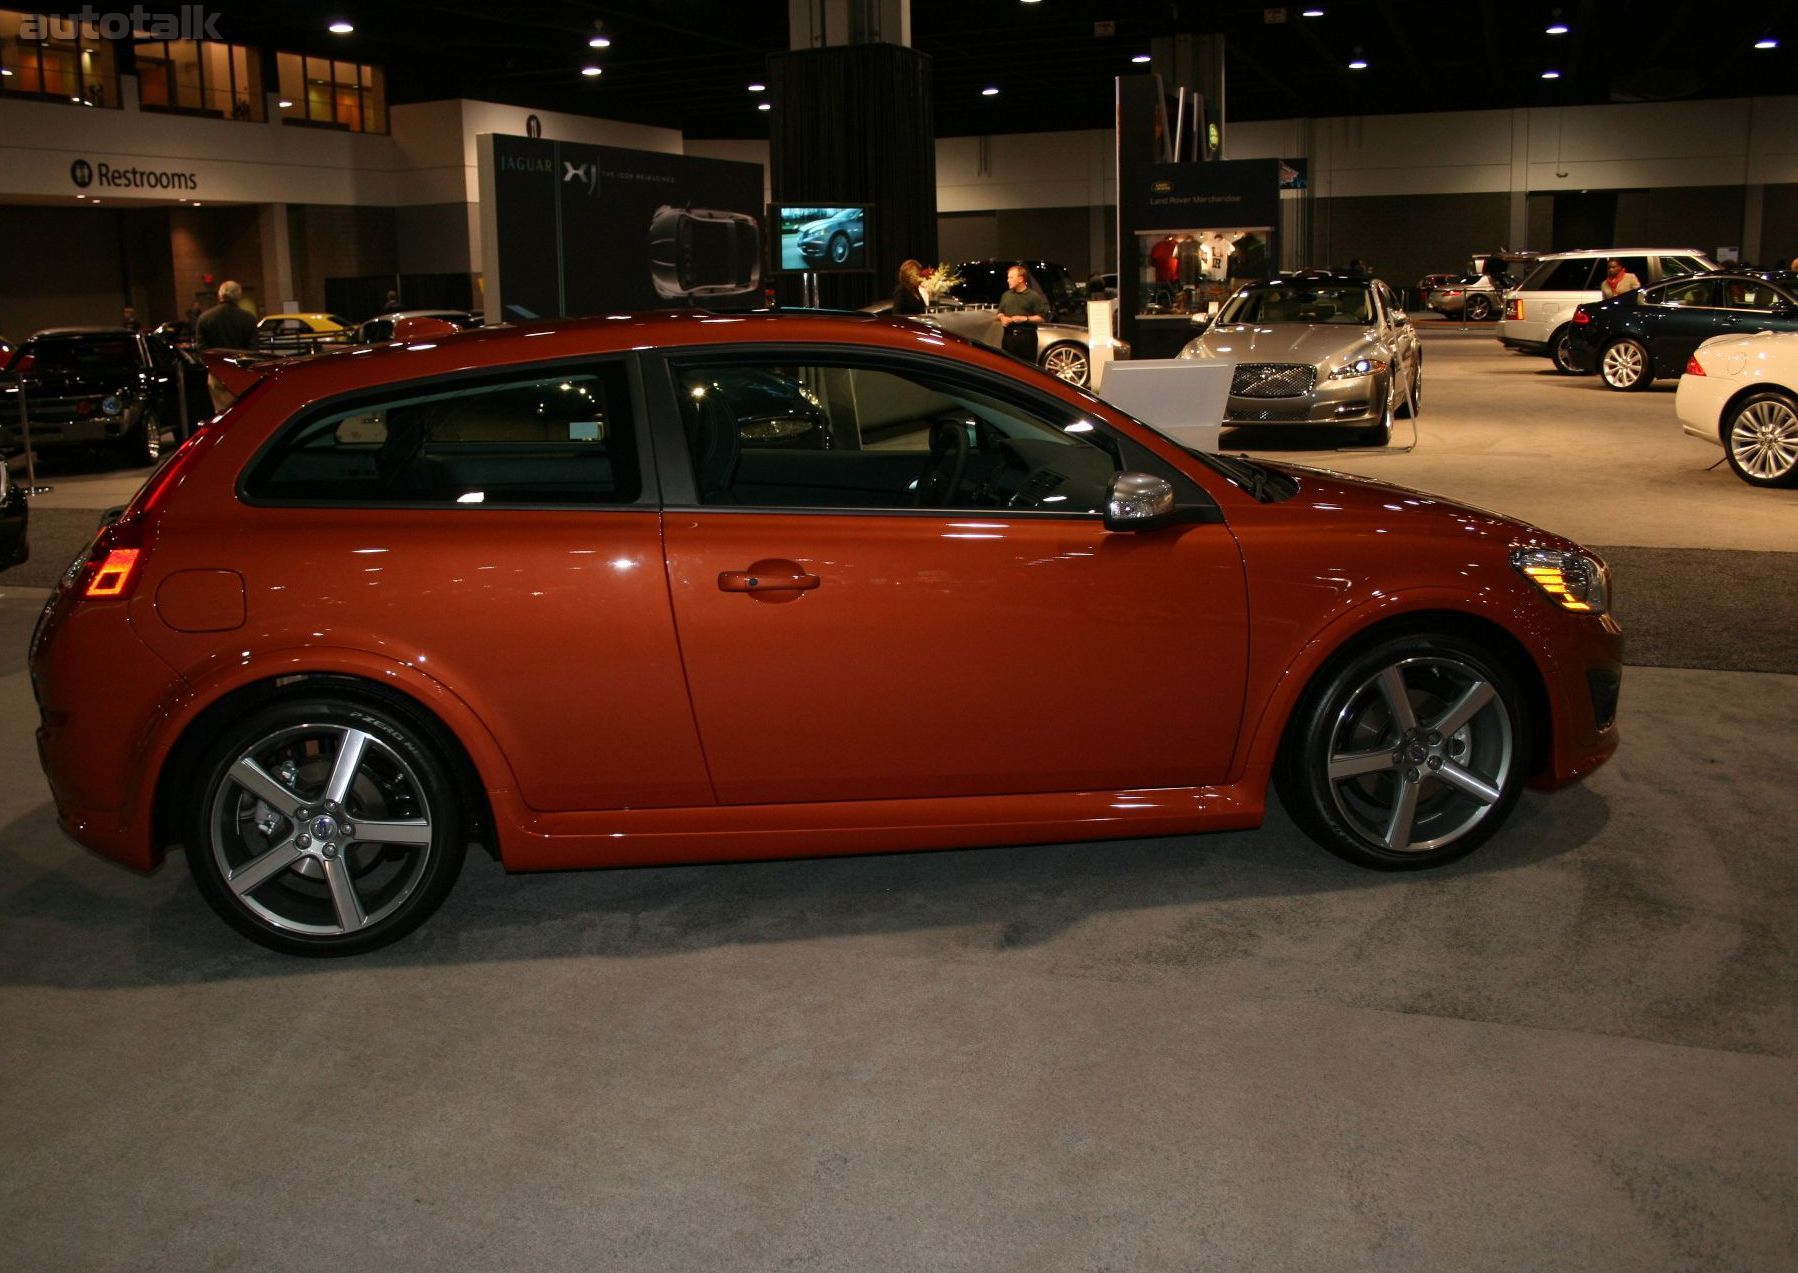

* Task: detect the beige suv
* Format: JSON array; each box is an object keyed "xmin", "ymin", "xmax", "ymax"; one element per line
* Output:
[{"xmin": 1498, "ymin": 248, "xmax": 1714, "ymax": 372}]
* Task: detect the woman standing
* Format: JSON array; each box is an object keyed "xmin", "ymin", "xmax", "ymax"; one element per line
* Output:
[{"xmin": 893, "ymin": 259, "xmax": 931, "ymax": 315}]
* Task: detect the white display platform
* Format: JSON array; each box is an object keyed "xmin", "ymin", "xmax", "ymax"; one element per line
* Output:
[{"xmin": 1095, "ymin": 358, "xmax": 1231, "ymax": 453}]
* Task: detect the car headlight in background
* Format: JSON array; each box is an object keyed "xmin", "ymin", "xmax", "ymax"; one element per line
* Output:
[
  {"xmin": 1513, "ymin": 548, "xmax": 1609, "ymax": 614},
  {"xmin": 100, "ymin": 395, "xmax": 123, "ymax": 416},
  {"xmin": 1327, "ymin": 357, "xmax": 1388, "ymax": 380}
]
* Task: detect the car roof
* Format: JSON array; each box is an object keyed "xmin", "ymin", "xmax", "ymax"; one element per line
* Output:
[
  {"xmin": 29, "ymin": 326, "xmax": 140, "ymax": 338},
  {"xmin": 1530, "ymin": 248, "xmax": 1709, "ymax": 260}
]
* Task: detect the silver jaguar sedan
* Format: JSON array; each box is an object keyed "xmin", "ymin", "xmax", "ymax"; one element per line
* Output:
[{"xmin": 1178, "ymin": 272, "xmax": 1422, "ymax": 446}]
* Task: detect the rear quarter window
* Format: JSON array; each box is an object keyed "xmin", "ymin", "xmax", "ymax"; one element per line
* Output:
[{"xmin": 1526, "ymin": 259, "xmax": 1602, "ymax": 291}]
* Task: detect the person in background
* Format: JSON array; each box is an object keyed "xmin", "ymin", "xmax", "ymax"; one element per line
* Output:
[
  {"xmin": 120, "ymin": 306, "xmax": 140, "ymax": 332},
  {"xmin": 195, "ymin": 280, "xmax": 259, "ymax": 413},
  {"xmin": 380, "ymin": 288, "xmax": 401, "ymax": 312},
  {"xmin": 996, "ymin": 263, "xmax": 1047, "ymax": 363},
  {"xmin": 893, "ymin": 259, "xmax": 930, "ymax": 315},
  {"xmin": 1600, "ymin": 259, "xmax": 1640, "ymax": 298}
]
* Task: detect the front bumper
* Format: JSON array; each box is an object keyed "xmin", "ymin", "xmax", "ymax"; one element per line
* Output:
[
  {"xmin": 798, "ymin": 239, "xmax": 827, "ymax": 260},
  {"xmin": 1222, "ymin": 378, "xmax": 1384, "ymax": 426}
]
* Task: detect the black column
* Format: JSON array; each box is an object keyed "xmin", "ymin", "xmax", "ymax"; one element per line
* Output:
[{"xmin": 768, "ymin": 43, "xmax": 934, "ymax": 309}]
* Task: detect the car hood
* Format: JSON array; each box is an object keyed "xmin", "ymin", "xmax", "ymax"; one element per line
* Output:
[{"xmin": 1185, "ymin": 323, "xmax": 1382, "ymax": 365}]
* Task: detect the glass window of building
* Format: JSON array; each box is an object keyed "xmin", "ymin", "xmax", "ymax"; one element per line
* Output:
[
  {"xmin": 136, "ymin": 39, "xmax": 263, "ymax": 121},
  {"xmin": 276, "ymin": 53, "xmax": 386, "ymax": 134},
  {"xmin": 0, "ymin": 9, "xmax": 121, "ymax": 107}
]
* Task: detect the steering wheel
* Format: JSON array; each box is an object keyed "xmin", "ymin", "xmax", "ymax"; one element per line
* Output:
[{"xmin": 913, "ymin": 417, "xmax": 970, "ymax": 507}]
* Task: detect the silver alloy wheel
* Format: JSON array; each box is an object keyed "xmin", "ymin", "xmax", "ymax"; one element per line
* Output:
[
  {"xmin": 1466, "ymin": 294, "xmax": 1492, "ymax": 321},
  {"xmin": 1727, "ymin": 398, "xmax": 1798, "ymax": 483},
  {"xmin": 206, "ymin": 723, "xmax": 435, "ymax": 936},
  {"xmin": 1601, "ymin": 340, "xmax": 1646, "ymax": 389},
  {"xmin": 1041, "ymin": 342, "xmax": 1090, "ymax": 386},
  {"xmin": 1324, "ymin": 655, "xmax": 1515, "ymax": 853}
]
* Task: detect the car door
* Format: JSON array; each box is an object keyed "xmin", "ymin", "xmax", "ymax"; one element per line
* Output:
[
  {"xmin": 1633, "ymin": 277, "xmax": 1725, "ymax": 377},
  {"xmin": 1375, "ymin": 281, "xmax": 1419, "ymax": 391},
  {"xmin": 648, "ymin": 346, "xmax": 1251, "ymax": 806}
]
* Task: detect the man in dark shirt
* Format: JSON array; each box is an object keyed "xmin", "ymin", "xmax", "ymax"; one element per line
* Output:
[
  {"xmin": 996, "ymin": 263, "xmax": 1047, "ymax": 363},
  {"xmin": 195, "ymin": 281, "xmax": 259, "ymax": 413}
]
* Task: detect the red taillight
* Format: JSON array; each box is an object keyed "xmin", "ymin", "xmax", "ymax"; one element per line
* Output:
[
  {"xmin": 1685, "ymin": 355, "xmax": 1705, "ymax": 376},
  {"xmin": 84, "ymin": 548, "xmax": 141, "ymax": 597},
  {"xmin": 1571, "ymin": 308, "xmax": 1591, "ymax": 325},
  {"xmin": 1506, "ymin": 299, "xmax": 1522, "ymax": 320}
]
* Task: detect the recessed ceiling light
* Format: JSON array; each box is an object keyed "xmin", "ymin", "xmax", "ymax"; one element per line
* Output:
[
  {"xmin": 1541, "ymin": 70, "xmax": 1561, "ymax": 79},
  {"xmin": 328, "ymin": 20, "xmax": 353, "ymax": 35},
  {"xmin": 1302, "ymin": 7, "xmax": 1325, "ymax": 15},
  {"xmin": 1131, "ymin": 54, "xmax": 1151, "ymax": 64},
  {"xmin": 756, "ymin": 102, "xmax": 771, "ymax": 111},
  {"xmin": 278, "ymin": 98, "xmax": 293, "ymax": 108},
  {"xmin": 580, "ymin": 65, "xmax": 601, "ymax": 77},
  {"xmin": 982, "ymin": 86, "xmax": 1000, "ymax": 96},
  {"xmin": 191, "ymin": 202, "xmax": 201, "ymax": 207},
  {"xmin": 0, "ymin": 66, "xmax": 12, "ymax": 75},
  {"xmin": 588, "ymin": 36, "xmax": 610, "ymax": 48},
  {"xmin": 1546, "ymin": 23, "xmax": 1569, "ymax": 35},
  {"xmin": 748, "ymin": 82, "xmax": 766, "ymax": 92},
  {"xmin": 1348, "ymin": 57, "xmax": 1368, "ymax": 70},
  {"xmin": 1754, "ymin": 38, "xmax": 1778, "ymax": 49}
]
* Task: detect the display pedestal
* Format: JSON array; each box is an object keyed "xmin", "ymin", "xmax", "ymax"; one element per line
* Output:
[
  {"xmin": 1086, "ymin": 298, "xmax": 1122, "ymax": 391},
  {"xmin": 1096, "ymin": 358, "xmax": 1231, "ymax": 453}
]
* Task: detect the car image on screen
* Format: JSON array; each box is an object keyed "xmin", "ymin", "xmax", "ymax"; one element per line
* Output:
[
  {"xmin": 779, "ymin": 206, "xmax": 866, "ymax": 271},
  {"xmin": 649, "ymin": 205, "xmax": 763, "ymax": 302}
]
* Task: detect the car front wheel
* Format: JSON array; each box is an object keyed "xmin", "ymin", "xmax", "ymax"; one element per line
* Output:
[
  {"xmin": 1723, "ymin": 391, "xmax": 1798, "ymax": 488},
  {"xmin": 1040, "ymin": 341, "xmax": 1090, "ymax": 386},
  {"xmin": 1277, "ymin": 633, "xmax": 1526, "ymax": 869},
  {"xmin": 185, "ymin": 697, "xmax": 467, "ymax": 955},
  {"xmin": 829, "ymin": 233, "xmax": 850, "ymax": 265},
  {"xmin": 1465, "ymin": 294, "xmax": 1493, "ymax": 321},
  {"xmin": 1599, "ymin": 337, "xmax": 1651, "ymax": 391}
]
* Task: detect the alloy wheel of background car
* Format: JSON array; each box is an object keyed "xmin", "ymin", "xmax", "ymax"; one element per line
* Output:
[
  {"xmin": 1040, "ymin": 341, "xmax": 1090, "ymax": 386},
  {"xmin": 1550, "ymin": 326, "xmax": 1581, "ymax": 374},
  {"xmin": 1276, "ymin": 633, "xmax": 1525, "ymax": 870},
  {"xmin": 1724, "ymin": 391, "xmax": 1798, "ymax": 488},
  {"xmin": 125, "ymin": 408, "xmax": 163, "ymax": 467},
  {"xmin": 1600, "ymin": 338, "xmax": 1650, "ymax": 391},
  {"xmin": 185, "ymin": 697, "xmax": 466, "ymax": 955},
  {"xmin": 829, "ymin": 233, "xmax": 850, "ymax": 265},
  {"xmin": 1465, "ymin": 294, "xmax": 1493, "ymax": 322}
]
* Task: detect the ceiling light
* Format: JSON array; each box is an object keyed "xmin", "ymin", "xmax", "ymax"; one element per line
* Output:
[
  {"xmin": 756, "ymin": 102, "xmax": 770, "ymax": 111},
  {"xmin": 1131, "ymin": 54, "xmax": 1151, "ymax": 64},
  {"xmin": 588, "ymin": 36, "xmax": 610, "ymax": 48},
  {"xmin": 982, "ymin": 86, "xmax": 1000, "ymax": 96},
  {"xmin": 580, "ymin": 65, "xmax": 601, "ymax": 76},
  {"xmin": 747, "ymin": 82, "xmax": 765, "ymax": 92},
  {"xmin": 1546, "ymin": 22, "xmax": 1569, "ymax": 35},
  {"xmin": 1302, "ymin": 7, "xmax": 1325, "ymax": 15},
  {"xmin": 278, "ymin": 98, "xmax": 293, "ymax": 108},
  {"xmin": 1754, "ymin": 38, "xmax": 1778, "ymax": 49},
  {"xmin": 328, "ymin": 20, "xmax": 353, "ymax": 35},
  {"xmin": 1541, "ymin": 69, "xmax": 1561, "ymax": 79},
  {"xmin": 0, "ymin": 67, "xmax": 12, "ymax": 75},
  {"xmin": 1348, "ymin": 57, "xmax": 1368, "ymax": 70},
  {"xmin": 191, "ymin": 202, "xmax": 202, "ymax": 207}
]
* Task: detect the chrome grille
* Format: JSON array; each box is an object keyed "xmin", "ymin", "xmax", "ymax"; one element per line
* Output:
[{"xmin": 1231, "ymin": 363, "xmax": 1316, "ymax": 398}]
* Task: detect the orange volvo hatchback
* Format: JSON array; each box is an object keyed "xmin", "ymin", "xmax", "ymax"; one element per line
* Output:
[{"xmin": 31, "ymin": 312, "xmax": 1621, "ymax": 955}]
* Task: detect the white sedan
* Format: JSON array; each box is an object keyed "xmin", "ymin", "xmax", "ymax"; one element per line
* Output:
[{"xmin": 1675, "ymin": 329, "xmax": 1798, "ymax": 488}]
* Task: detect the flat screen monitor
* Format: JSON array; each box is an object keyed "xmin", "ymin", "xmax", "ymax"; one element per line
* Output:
[{"xmin": 771, "ymin": 204, "xmax": 871, "ymax": 273}]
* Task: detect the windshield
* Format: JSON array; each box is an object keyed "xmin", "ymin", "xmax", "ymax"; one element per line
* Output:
[
  {"xmin": 19, "ymin": 337, "xmax": 140, "ymax": 375},
  {"xmin": 1218, "ymin": 284, "xmax": 1373, "ymax": 325}
]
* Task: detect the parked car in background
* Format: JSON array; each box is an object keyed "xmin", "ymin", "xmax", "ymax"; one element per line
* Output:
[
  {"xmin": 1498, "ymin": 248, "xmax": 1715, "ymax": 372},
  {"xmin": 1427, "ymin": 275, "xmax": 1504, "ymax": 321},
  {"xmin": 354, "ymin": 310, "xmax": 484, "ymax": 345},
  {"xmin": 0, "ymin": 451, "xmax": 27, "ymax": 569},
  {"xmin": 862, "ymin": 297, "xmax": 1107, "ymax": 386},
  {"xmin": 28, "ymin": 309, "xmax": 1620, "ymax": 954},
  {"xmin": 649, "ymin": 205, "xmax": 762, "ymax": 301},
  {"xmin": 256, "ymin": 313, "xmax": 353, "ymax": 356},
  {"xmin": 1676, "ymin": 328, "xmax": 1798, "ymax": 487},
  {"xmin": 1179, "ymin": 272, "xmax": 1422, "ymax": 445},
  {"xmin": 946, "ymin": 260, "xmax": 1086, "ymax": 326},
  {"xmin": 796, "ymin": 207, "xmax": 866, "ymax": 267},
  {"xmin": 1566, "ymin": 271, "xmax": 1798, "ymax": 390},
  {"xmin": 0, "ymin": 327, "xmax": 209, "ymax": 465}
]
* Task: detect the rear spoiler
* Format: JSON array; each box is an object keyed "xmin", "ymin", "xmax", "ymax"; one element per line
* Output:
[{"xmin": 198, "ymin": 349, "xmax": 280, "ymax": 405}]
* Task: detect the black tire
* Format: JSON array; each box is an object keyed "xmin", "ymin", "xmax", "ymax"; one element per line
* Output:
[
  {"xmin": 828, "ymin": 232, "xmax": 850, "ymax": 265},
  {"xmin": 1039, "ymin": 340, "xmax": 1090, "ymax": 386},
  {"xmin": 1598, "ymin": 337, "xmax": 1652, "ymax": 392},
  {"xmin": 1357, "ymin": 387, "xmax": 1394, "ymax": 445},
  {"xmin": 1465, "ymin": 293, "xmax": 1493, "ymax": 322},
  {"xmin": 1722, "ymin": 390, "xmax": 1798, "ymax": 488},
  {"xmin": 1550, "ymin": 325, "xmax": 1582, "ymax": 375},
  {"xmin": 122, "ymin": 407, "xmax": 163, "ymax": 467},
  {"xmin": 185, "ymin": 697, "xmax": 467, "ymax": 956},
  {"xmin": 1275, "ymin": 632, "xmax": 1528, "ymax": 870}
]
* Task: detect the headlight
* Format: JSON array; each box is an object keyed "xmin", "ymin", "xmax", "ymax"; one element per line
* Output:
[
  {"xmin": 1512, "ymin": 548, "xmax": 1609, "ymax": 614},
  {"xmin": 1327, "ymin": 357, "xmax": 1388, "ymax": 380},
  {"xmin": 100, "ymin": 395, "xmax": 123, "ymax": 416}
]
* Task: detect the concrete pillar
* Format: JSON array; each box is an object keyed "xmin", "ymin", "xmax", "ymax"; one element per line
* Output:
[
  {"xmin": 258, "ymin": 202, "xmax": 294, "ymax": 315},
  {"xmin": 1508, "ymin": 110, "xmax": 1531, "ymax": 250}
]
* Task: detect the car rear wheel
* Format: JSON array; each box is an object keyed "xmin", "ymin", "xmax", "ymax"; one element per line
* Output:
[
  {"xmin": 1723, "ymin": 391, "xmax": 1798, "ymax": 488},
  {"xmin": 1550, "ymin": 325, "xmax": 1582, "ymax": 374},
  {"xmin": 1599, "ymin": 337, "xmax": 1652, "ymax": 391},
  {"xmin": 1277, "ymin": 633, "xmax": 1527, "ymax": 869},
  {"xmin": 1465, "ymin": 294, "xmax": 1493, "ymax": 322},
  {"xmin": 121, "ymin": 407, "xmax": 162, "ymax": 467},
  {"xmin": 1040, "ymin": 341, "xmax": 1090, "ymax": 386},
  {"xmin": 185, "ymin": 697, "xmax": 467, "ymax": 956}
]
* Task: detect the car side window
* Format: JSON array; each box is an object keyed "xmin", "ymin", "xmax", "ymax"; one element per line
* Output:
[
  {"xmin": 1722, "ymin": 279, "xmax": 1786, "ymax": 311},
  {"xmin": 1658, "ymin": 256, "xmax": 1706, "ymax": 280},
  {"xmin": 1655, "ymin": 278, "xmax": 1716, "ymax": 307},
  {"xmin": 671, "ymin": 358, "xmax": 1120, "ymax": 514},
  {"xmin": 1537, "ymin": 259, "xmax": 1600, "ymax": 290},
  {"xmin": 246, "ymin": 364, "xmax": 640, "ymax": 506}
]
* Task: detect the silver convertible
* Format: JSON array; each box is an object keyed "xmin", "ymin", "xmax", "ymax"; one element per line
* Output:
[
  {"xmin": 1179, "ymin": 273, "xmax": 1422, "ymax": 446},
  {"xmin": 862, "ymin": 298, "xmax": 1106, "ymax": 386}
]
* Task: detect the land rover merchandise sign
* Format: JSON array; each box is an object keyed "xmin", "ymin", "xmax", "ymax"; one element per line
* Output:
[{"xmin": 70, "ymin": 157, "xmax": 198, "ymax": 193}]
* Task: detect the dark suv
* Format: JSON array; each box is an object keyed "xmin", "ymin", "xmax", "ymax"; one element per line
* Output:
[
  {"xmin": 1, "ymin": 328, "xmax": 210, "ymax": 466},
  {"xmin": 946, "ymin": 260, "xmax": 1085, "ymax": 324}
]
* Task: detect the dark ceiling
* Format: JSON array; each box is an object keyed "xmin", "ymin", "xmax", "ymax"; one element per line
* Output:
[{"xmin": 199, "ymin": 0, "xmax": 1793, "ymax": 140}]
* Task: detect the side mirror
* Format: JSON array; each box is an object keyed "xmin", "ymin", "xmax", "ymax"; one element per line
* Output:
[
  {"xmin": 1104, "ymin": 472, "xmax": 1176, "ymax": 531},
  {"xmin": 1187, "ymin": 311, "xmax": 1211, "ymax": 331}
]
